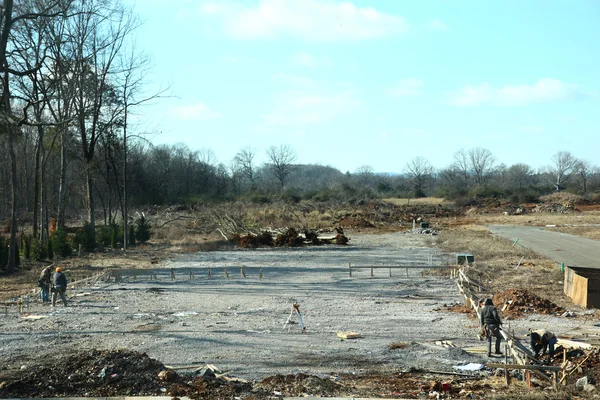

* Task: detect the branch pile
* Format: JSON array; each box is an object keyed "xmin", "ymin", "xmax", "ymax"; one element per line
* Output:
[{"xmin": 232, "ymin": 227, "xmax": 349, "ymax": 249}]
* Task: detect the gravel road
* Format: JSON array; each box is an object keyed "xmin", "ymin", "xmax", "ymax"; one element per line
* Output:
[
  {"xmin": 488, "ymin": 225, "xmax": 600, "ymax": 269},
  {"xmin": 0, "ymin": 231, "xmax": 592, "ymax": 380}
]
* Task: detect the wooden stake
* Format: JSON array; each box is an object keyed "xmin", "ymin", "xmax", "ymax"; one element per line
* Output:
[
  {"xmin": 370, "ymin": 267, "xmax": 373, "ymax": 277},
  {"xmin": 389, "ymin": 268, "xmax": 392, "ymax": 277},
  {"xmin": 208, "ymin": 267, "xmax": 212, "ymax": 278},
  {"xmin": 259, "ymin": 267, "xmax": 263, "ymax": 279}
]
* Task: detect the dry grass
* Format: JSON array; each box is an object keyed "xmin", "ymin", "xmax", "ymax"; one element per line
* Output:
[
  {"xmin": 546, "ymin": 226, "xmax": 600, "ymax": 241},
  {"xmin": 435, "ymin": 226, "xmax": 572, "ymax": 311},
  {"xmin": 382, "ymin": 197, "xmax": 449, "ymax": 206},
  {"xmin": 454, "ymin": 211, "xmax": 600, "ymax": 227}
]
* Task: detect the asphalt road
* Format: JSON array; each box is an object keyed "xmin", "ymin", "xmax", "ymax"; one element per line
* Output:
[{"xmin": 488, "ymin": 225, "xmax": 600, "ymax": 269}]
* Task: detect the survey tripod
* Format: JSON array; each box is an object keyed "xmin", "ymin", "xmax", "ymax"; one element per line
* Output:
[{"xmin": 282, "ymin": 303, "xmax": 306, "ymax": 333}]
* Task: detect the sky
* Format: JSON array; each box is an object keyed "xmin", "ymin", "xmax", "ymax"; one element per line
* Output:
[{"xmin": 123, "ymin": 0, "xmax": 600, "ymax": 174}]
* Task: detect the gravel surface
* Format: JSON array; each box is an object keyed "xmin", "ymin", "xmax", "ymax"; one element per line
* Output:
[{"xmin": 0, "ymin": 231, "xmax": 593, "ymax": 380}]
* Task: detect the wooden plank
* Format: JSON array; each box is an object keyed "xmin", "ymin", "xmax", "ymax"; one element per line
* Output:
[
  {"xmin": 486, "ymin": 363, "xmax": 562, "ymax": 372},
  {"xmin": 350, "ymin": 265, "xmax": 452, "ymax": 269},
  {"xmin": 556, "ymin": 339, "xmax": 594, "ymax": 350},
  {"xmin": 337, "ymin": 331, "xmax": 361, "ymax": 339}
]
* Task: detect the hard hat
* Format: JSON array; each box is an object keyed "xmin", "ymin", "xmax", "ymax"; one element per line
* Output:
[{"xmin": 56, "ymin": 267, "xmax": 62, "ymax": 272}]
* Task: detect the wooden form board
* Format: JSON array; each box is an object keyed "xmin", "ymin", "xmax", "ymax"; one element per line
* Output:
[{"xmin": 564, "ymin": 266, "xmax": 600, "ymax": 308}]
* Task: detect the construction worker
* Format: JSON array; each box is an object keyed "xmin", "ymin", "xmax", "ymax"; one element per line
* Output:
[
  {"xmin": 529, "ymin": 328, "xmax": 557, "ymax": 358},
  {"xmin": 52, "ymin": 267, "xmax": 68, "ymax": 307},
  {"xmin": 480, "ymin": 298, "xmax": 502, "ymax": 357},
  {"xmin": 38, "ymin": 265, "xmax": 52, "ymax": 303}
]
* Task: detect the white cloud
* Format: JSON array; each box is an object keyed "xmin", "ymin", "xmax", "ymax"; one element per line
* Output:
[
  {"xmin": 169, "ymin": 103, "xmax": 222, "ymax": 120},
  {"xmin": 449, "ymin": 78, "xmax": 595, "ymax": 107},
  {"xmin": 387, "ymin": 79, "xmax": 423, "ymax": 97},
  {"xmin": 273, "ymin": 72, "xmax": 317, "ymax": 88},
  {"xmin": 426, "ymin": 19, "xmax": 448, "ymax": 31},
  {"xmin": 291, "ymin": 51, "xmax": 317, "ymax": 68},
  {"xmin": 519, "ymin": 124, "xmax": 545, "ymax": 134},
  {"xmin": 263, "ymin": 89, "xmax": 360, "ymax": 126},
  {"xmin": 200, "ymin": 0, "xmax": 410, "ymax": 41}
]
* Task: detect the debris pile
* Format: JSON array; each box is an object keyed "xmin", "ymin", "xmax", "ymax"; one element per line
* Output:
[
  {"xmin": 492, "ymin": 289, "xmax": 565, "ymax": 318},
  {"xmin": 549, "ymin": 348, "xmax": 600, "ymax": 388},
  {"xmin": 0, "ymin": 350, "xmax": 257, "ymax": 399},
  {"xmin": 257, "ymin": 373, "xmax": 343, "ymax": 397},
  {"xmin": 232, "ymin": 227, "xmax": 349, "ymax": 248},
  {"xmin": 531, "ymin": 203, "xmax": 578, "ymax": 213}
]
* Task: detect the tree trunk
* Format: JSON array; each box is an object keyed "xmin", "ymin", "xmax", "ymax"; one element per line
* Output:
[
  {"xmin": 123, "ymin": 108, "xmax": 128, "ymax": 250},
  {"xmin": 57, "ymin": 127, "xmax": 67, "ymax": 229},
  {"xmin": 32, "ymin": 128, "xmax": 42, "ymax": 238},
  {"xmin": 7, "ymin": 122, "xmax": 18, "ymax": 273},
  {"xmin": 85, "ymin": 160, "xmax": 96, "ymax": 233}
]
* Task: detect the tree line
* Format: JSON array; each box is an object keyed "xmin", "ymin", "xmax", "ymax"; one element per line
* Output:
[{"xmin": 0, "ymin": 1, "xmax": 598, "ymax": 274}]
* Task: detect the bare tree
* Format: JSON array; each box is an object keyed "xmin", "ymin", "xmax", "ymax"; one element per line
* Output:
[
  {"xmin": 506, "ymin": 163, "xmax": 534, "ymax": 190},
  {"xmin": 452, "ymin": 149, "xmax": 470, "ymax": 188},
  {"xmin": 67, "ymin": 0, "xmax": 137, "ymax": 242},
  {"xmin": 548, "ymin": 151, "xmax": 579, "ymax": 192},
  {"xmin": 234, "ymin": 147, "xmax": 257, "ymax": 191},
  {"xmin": 468, "ymin": 148, "xmax": 495, "ymax": 186},
  {"xmin": 0, "ymin": 0, "xmax": 71, "ymax": 272},
  {"xmin": 405, "ymin": 157, "xmax": 433, "ymax": 197},
  {"xmin": 355, "ymin": 164, "xmax": 374, "ymax": 187},
  {"xmin": 266, "ymin": 145, "xmax": 296, "ymax": 189},
  {"xmin": 575, "ymin": 159, "xmax": 594, "ymax": 194}
]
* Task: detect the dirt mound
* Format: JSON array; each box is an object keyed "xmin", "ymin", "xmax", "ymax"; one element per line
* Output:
[
  {"xmin": 492, "ymin": 289, "xmax": 565, "ymax": 318},
  {"xmin": 337, "ymin": 216, "xmax": 375, "ymax": 228},
  {"xmin": 257, "ymin": 373, "xmax": 343, "ymax": 397},
  {"xmin": 441, "ymin": 303, "xmax": 477, "ymax": 317},
  {"xmin": 0, "ymin": 350, "xmax": 257, "ymax": 399}
]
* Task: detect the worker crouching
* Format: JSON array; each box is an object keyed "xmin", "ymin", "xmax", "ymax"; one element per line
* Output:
[{"xmin": 529, "ymin": 328, "xmax": 557, "ymax": 358}]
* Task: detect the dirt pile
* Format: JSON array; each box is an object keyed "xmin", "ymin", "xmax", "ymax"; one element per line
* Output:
[
  {"xmin": 492, "ymin": 289, "xmax": 565, "ymax": 318},
  {"xmin": 257, "ymin": 373, "xmax": 343, "ymax": 397},
  {"xmin": 0, "ymin": 350, "xmax": 258, "ymax": 399}
]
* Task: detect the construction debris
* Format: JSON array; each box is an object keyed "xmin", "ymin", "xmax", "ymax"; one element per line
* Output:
[
  {"xmin": 232, "ymin": 227, "xmax": 349, "ymax": 248},
  {"xmin": 0, "ymin": 350, "xmax": 257, "ymax": 399}
]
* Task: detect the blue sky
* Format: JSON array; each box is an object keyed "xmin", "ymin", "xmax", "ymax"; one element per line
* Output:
[{"xmin": 124, "ymin": 0, "xmax": 600, "ymax": 174}]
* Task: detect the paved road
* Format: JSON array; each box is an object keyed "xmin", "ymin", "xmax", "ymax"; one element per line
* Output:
[{"xmin": 488, "ymin": 225, "xmax": 600, "ymax": 269}]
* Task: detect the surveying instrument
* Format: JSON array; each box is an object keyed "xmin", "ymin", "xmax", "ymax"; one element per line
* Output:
[{"xmin": 282, "ymin": 303, "xmax": 306, "ymax": 333}]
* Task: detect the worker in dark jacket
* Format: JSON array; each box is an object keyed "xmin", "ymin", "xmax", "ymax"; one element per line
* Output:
[
  {"xmin": 38, "ymin": 266, "xmax": 52, "ymax": 303},
  {"xmin": 480, "ymin": 298, "xmax": 502, "ymax": 357},
  {"xmin": 529, "ymin": 328, "xmax": 557, "ymax": 358},
  {"xmin": 52, "ymin": 267, "xmax": 68, "ymax": 307}
]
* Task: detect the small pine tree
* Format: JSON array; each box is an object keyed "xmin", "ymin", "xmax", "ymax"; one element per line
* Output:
[
  {"xmin": 135, "ymin": 214, "xmax": 151, "ymax": 243},
  {"xmin": 0, "ymin": 238, "xmax": 5, "ymax": 269},
  {"xmin": 24, "ymin": 235, "xmax": 31, "ymax": 259},
  {"xmin": 52, "ymin": 229, "xmax": 72, "ymax": 258},
  {"xmin": 128, "ymin": 225, "xmax": 136, "ymax": 247},
  {"xmin": 47, "ymin": 239, "xmax": 54, "ymax": 260},
  {"xmin": 31, "ymin": 238, "xmax": 47, "ymax": 261}
]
